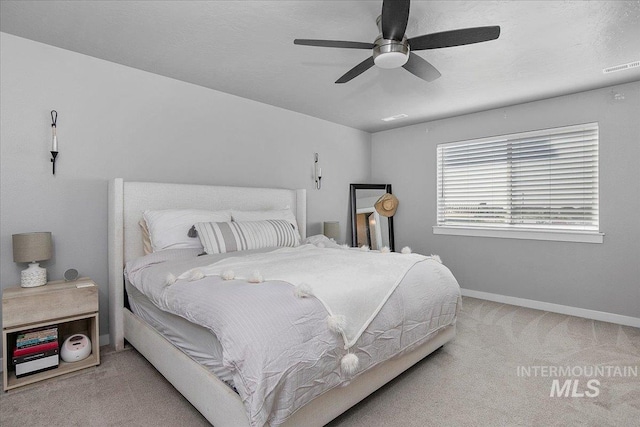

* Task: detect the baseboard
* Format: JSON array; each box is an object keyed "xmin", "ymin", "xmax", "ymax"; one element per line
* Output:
[{"xmin": 461, "ymin": 288, "xmax": 640, "ymax": 328}]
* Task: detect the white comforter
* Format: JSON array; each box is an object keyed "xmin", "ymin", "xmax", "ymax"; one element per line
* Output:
[
  {"xmin": 178, "ymin": 245, "xmax": 436, "ymax": 349},
  {"xmin": 126, "ymin": 243, "xmax": 461, "ymax": 427}
]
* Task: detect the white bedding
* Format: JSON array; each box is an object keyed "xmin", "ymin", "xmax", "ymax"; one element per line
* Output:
[
  {"xmin": 126, "ymin": 242, "xmax": 461, "ymax": 426},
  {"xmin": 126, "ymin": 282, "xmax": 234, "ymax": 384},
  {"xmin": 178, "ymin": 245, "xmax": 438, "ymax": 349}
]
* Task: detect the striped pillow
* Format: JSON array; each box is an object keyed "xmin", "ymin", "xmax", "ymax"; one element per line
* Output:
[{"xmin": 195, "ymin": 220, "xmax": 300, "ymax": 254}]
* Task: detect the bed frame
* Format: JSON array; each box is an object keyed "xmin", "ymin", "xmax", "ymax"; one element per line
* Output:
[{"xmin": 108, "ymin": 178, "xmax": 455, "ymax": 426}]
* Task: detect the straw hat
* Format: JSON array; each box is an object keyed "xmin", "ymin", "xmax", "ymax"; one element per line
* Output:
[{"xmin": 374, "ymin": 193, "xmax": 399, "ymax": 217}]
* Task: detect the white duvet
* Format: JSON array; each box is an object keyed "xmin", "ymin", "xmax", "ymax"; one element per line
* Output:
[
  {"xmin": 178, "ymin": 245, "xmax": 435, "ymax": 349},
  {"xmin": 126, "ymin": 242, "xmax": 461, "ymax": 427}
]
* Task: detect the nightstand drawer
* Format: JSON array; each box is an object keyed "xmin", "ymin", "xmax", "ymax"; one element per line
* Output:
[{"xmin": 2, "ymin": 279, "xmax": 98, "ymax": 329}]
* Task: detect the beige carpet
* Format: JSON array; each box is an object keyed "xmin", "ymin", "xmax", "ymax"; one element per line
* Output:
[{"xmin": 1, "ymin": 297, "xmax": 638, "ymax": 426}]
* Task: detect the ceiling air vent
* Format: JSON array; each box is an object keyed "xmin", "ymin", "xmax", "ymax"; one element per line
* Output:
[
  {"xmin": 381, "ymin": 114, "xmax": 409, "ymax": 122},
  {"xmin": 603, "ymin": 60, "xmax": 640, "ymax": 74}
]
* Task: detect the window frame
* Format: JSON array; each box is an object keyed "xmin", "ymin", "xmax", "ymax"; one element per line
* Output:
[{"xmin": 433, "ymin": 123, "xmax": 604, "ymax": 244}]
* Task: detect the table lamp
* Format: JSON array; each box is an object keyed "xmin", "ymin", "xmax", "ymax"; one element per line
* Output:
[{"xmin": 12, "ymin": 232, "xmax": 53, "ymax": 287}]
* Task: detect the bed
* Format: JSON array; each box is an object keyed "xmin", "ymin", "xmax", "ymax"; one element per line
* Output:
[{"xmin": 108, "ymin": 178, "xmax": 460, "ymax": 426}]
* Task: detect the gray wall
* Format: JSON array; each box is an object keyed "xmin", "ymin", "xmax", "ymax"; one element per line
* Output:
[
  {"xmin": 372, "ymin": 81, "xmax": 640, "ymax": 318},
  {"xmin": 0, "ymin": 33, "xmax": 371, "ymax": 349},
  {"xmin": 2, "ymin": 30, "xmax": 637, "ymax": 362}
]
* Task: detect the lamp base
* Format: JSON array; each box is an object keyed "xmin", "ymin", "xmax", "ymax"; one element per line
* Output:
[{"xmin": 21, "ymin": 263, "xmax": 47, "ymax": 288}]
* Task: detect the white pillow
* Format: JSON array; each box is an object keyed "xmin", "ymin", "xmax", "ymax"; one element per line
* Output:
[
  {"xmin": 143, "ymin": 209, "xmax": 231, "ymax": 252},
  {"xmin": 231, "ymin": 208, "xmax": 301, "ymax": 241},
  {"xmin": 195, "ymin": 220, "xmax": 299, "ymax": 255},
  {"xmin": 303, "ymin": 234, "xmax": 343, "ymax": 249}
]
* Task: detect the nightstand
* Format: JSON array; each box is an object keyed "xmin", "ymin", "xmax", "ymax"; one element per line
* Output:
[{"xmin": 2, "ymin": 278, "xmax": 100, "ymax": 391}]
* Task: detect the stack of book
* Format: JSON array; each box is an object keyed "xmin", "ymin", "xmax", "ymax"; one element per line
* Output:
[{"xmin": 12, "ymin": 326, "xmax": 59, "ymax": 378}]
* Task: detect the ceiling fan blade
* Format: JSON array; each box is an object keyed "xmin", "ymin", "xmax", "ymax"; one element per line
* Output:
[
  {"xmin": 294, "ymin": 39, "xmax": 374, "ymax": 49},
  {"xmin": 402, "ymin": 52, "xmax": 441, "ymax": 82},
  {"xmin": 409, "ymin": 26, "xmax": 501, "ymax": 50},
  {"xmin": 381, "ymin": 0, "xmax": 410, "ymax": 41},
  {"xmin": 335, "ymin": 56, "xmax": 375, "ymax": 84}
]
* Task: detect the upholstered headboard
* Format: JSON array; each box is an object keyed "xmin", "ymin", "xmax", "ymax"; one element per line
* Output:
[{"xmin": 108, "ymin": 178, "xmax": 306, "ymax": 349}]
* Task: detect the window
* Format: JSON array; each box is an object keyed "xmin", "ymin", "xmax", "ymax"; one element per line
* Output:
[{"xmin": 435, "ymin": 123, "xmax": 603, "ymax": 243}]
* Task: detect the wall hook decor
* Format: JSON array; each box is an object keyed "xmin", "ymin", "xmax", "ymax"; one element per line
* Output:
[
  {"xmin": 314, "ymin": 152, "xmax": 322, "ymax": 190},
  {"xmin": 50, "ymin": 110, "xmax": 59, "ymax": 175}
]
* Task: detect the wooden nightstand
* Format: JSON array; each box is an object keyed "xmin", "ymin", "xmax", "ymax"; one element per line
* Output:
[{"xmin": 2, "ymin": 278, "xmax": 100, "ymax": 391}]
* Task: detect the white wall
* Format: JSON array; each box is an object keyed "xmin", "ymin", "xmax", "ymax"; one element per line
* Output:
[
  {"xmin": 0, "ymin": 33, "xmax": 371, "ymax": 349},
  {"xmin": 372, "ymin": 81, "xmax": 640, "ymax": 319}
]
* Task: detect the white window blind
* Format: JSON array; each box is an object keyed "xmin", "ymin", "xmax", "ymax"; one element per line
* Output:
[{"xmin": 436, "ymin": 123, "xmax": 599, "ymax": 234}]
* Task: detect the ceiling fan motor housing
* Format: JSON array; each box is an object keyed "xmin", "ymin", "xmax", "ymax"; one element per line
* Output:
[{"xmin": 373, "ymin": 36, "xmax": 410, "ymax": 69}]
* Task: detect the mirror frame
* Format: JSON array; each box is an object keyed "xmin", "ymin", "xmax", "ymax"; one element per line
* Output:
[{"xmin": 350, "ymin": 183, "xmax": 395, "ymax": 252}]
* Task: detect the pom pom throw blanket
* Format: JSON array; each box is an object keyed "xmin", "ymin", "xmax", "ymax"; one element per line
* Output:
[
  {"xmin": 127, "ymin": 245, "xmax": 460, "ymax": 426},
  {"xmin": 178, "ymin": 245, "xmax": 431, "ymax": 349}
]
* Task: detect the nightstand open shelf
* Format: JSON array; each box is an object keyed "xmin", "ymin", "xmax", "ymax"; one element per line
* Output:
[{"xmin": 2, "ymin": 278, "xmax": 100, "ymax": 391}]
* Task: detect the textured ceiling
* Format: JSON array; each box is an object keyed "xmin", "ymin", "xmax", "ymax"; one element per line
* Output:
[{"xmin": 2, "ymin": 0, "xmax": 639, "ymax": 133}]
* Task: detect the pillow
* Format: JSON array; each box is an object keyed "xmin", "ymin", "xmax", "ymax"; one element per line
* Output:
[
  {"xmin": 231, "ymin": 208, "xmax": 301, "ymax": 241},
  {"xmin": 138, "ymin": 219, "xmax": 153, "ymax": 255},
  {"xmin": 195, "ymin": 219, "xmax": 299, "ymax": 255},
  {"xmin": 303, "ymin": 234, "xmax": 343, "ymax": 249},
  {"xmin": 143, "ymin": 209, "xmax": 231, "ymax": 252}
]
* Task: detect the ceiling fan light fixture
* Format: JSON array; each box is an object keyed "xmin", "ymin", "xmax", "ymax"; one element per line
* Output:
[
  {"xmin": 373, "ymin": 37, "xmax": 409, "ymax": 69},
  {"xmin": 374, "ymin": 51, "xmax": 409, "ymax": 69}
]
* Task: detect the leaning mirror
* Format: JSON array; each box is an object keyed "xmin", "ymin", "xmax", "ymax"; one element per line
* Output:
[{"xmin": 350, "ymin": 184, "xmax": 395, "ymax": 252}]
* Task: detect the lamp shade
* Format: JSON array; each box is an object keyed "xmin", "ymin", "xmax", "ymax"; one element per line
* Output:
[
  {"xmin": 323, "ymin": 221, "xmax": 340, "ymax": 241},
  {"xmin": 13, "ymin": 232, "xmax": 52, "ymax": 263}
]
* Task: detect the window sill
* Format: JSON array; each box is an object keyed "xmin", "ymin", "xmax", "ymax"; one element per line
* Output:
[{"xmin": 432, "ymin": 226, "xmax": 604, "ymax": 244}]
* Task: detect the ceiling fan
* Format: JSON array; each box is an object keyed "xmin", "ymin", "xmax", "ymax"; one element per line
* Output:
[{"xmin": 294, "ymin": 0, "xmax": 500, "ymax": 84}]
